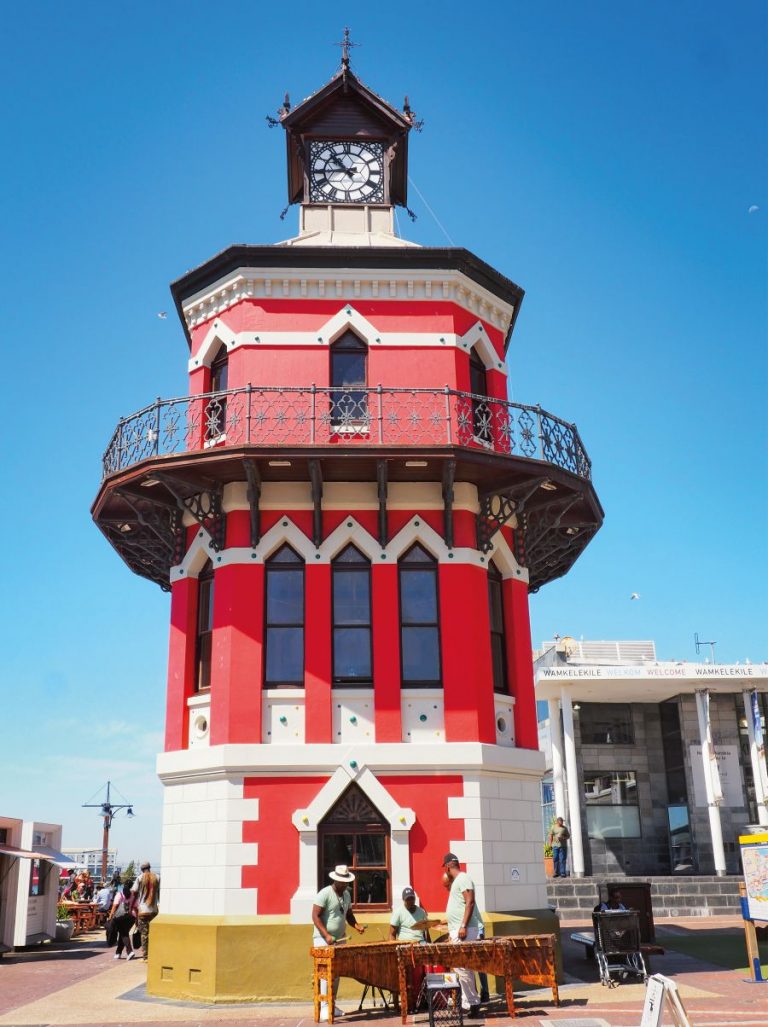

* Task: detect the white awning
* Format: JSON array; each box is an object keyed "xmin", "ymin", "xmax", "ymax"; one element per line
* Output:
[
  {"xmin": 0, "ymin": 843, "xmax": 49, "ymax": 861},
  {"xmin": 33, "ymin": 845, "xmax": 82, "ymax": 870}
]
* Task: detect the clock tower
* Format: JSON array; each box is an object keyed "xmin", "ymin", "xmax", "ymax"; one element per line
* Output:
[
  {"xmin": 92, "ymin": 41, "xmax": 602, "ymax": 1005},
  {"xmin": 279, "ymin": 35, "xmax": 416, "ymax": 246}
]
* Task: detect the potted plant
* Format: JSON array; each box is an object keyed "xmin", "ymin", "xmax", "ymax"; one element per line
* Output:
[
  {"xmin": 543, "ymin": 840, "xmax": 555, "ymax": 878},
  {"xmin": 55, "ymin": 904, "xmax": 75, "ymax": 942}
]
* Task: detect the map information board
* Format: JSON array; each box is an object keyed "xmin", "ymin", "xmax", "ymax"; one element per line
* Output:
[{"xmin": 740, "ymin": 832, "xmax": 768, "ymax": 923}]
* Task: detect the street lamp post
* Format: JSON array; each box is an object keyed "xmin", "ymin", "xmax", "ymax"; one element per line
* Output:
[{"xmin": 82, "ymin": 781, "xmax": 134, "ymax": 881}]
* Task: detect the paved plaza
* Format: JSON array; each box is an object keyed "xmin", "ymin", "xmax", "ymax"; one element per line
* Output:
[{"xmin": 1, "ymin": 918, "xmax": 767, "ymax": 1027}]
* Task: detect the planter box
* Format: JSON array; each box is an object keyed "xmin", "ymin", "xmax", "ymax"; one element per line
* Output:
[
  {"xmin": 544, "ymin": 856, "xmax": 555, "ymax": 878},
  {"xmin": 55, "ymin": 920, "xmax": 75, "ymax": 942}
]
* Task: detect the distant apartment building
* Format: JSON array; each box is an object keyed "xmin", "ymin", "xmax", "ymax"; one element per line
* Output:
[
  {"xmin": 61, "ymin": 848, "xmax": 119, "ymax": 881},
  {"xmin": 535, "ymin": 638, "xmax": 768, "ymax": 878}
]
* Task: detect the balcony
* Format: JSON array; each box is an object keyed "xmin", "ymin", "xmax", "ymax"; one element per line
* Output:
[
  {"xmin": 102, "ymin": 385, "xmax": 592, "ymax": 482},
  {"xmin": 94, "ymin": 386, "xmax": 602, "ymax": 593}
]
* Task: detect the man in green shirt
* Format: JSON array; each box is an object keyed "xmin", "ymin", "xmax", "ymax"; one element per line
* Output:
[
  {"xmin": 442, "ymin": 853, "xmax": 482, "ymax": 1016},
  {"xmin": 389, "ymin": 886, "xmax": 431, "ymax": 943},
  {"xmin": 312, "ymin": 865, "xmax": 366, "ymax": 1020}
]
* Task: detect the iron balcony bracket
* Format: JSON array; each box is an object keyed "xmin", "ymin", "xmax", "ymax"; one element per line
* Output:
[
  {"xmin": 309, "ymin": 459, "xmax": 323, "ymax": 549},
  {"xmin": 377, "ymin": 460, "xmax": 388, "ymax": 548},
  {"xmin": 243, "ymin": 458, "xmax": 262, "ymax": 549},
  {"xmin": 152, "ymin": 472, "xmax": 225, "ymax": 553},
  {"xmin": 442, "ymin": 459, "xmax": 456, "ymax": 550},
  {"xmin": 475, "ymin": 477, "xmax": 549, "ymax": 554}
]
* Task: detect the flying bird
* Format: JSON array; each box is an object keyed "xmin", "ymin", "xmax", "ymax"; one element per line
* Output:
[
  {"xmin": 748, "ymin": 205, "xmax": 760, "ymax": 214},
  {"xmin": 157, "ymin": 311, "xmax": 168, "ymax": 319},
  {"xmin": 630, "ymin": 593, "xmax": 640, "ymax": 600}
]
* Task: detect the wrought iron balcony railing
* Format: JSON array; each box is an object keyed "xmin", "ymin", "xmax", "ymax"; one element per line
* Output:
[{"xmin": 101, "ymin": 385, "xmax": 592, "ymax": 482}]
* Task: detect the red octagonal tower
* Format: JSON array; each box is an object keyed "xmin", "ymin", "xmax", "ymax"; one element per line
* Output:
[{"xmin": 93, "ymin": 56, "xmax": 602, "ymax": 1002}]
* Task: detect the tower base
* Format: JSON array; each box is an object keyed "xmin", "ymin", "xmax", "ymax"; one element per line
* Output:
[{"xmin": 147, "ymin": 910, "xmax": 562, "ymax": 1003}]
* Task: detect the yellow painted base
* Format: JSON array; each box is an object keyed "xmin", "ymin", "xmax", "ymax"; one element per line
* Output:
[{"xmin": 147, "ymin": 909, "xmax": 561, "ymax": 1004}]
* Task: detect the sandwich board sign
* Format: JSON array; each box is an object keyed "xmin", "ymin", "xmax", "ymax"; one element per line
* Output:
[{"xmin": 640, "ymin": 974, "xmax": 691, "ymax": 1027}]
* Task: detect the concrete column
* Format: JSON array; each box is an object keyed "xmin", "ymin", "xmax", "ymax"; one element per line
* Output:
[
  {"xmin": 743, "ymin": 690, "xmax": 768, "ymax": 827},
  {"xmin": 548, "ymin": 699, "xmax": 566, "ymax": 821},
  {"xmin": 560, "ymin": 688, "xmax": 585, "ymax": 877},
  {"xmin": 694, "ymin": 689, "xmax": 727, "ymax": 876}
]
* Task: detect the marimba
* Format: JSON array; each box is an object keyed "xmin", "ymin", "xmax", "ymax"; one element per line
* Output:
[
  {"xmin": 311, "ymin": 940, "xmax": 401, "ymax": 1024},
  {"xmin": 310, "ymin": 934, "xmax": 559, "ymax": 1023},
  {"xmin": 396, "ymin": 935, "xmax": 559, "ymax": 1022}
]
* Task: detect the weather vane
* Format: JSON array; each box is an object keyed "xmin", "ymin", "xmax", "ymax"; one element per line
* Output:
[{"xmin": 335, "ymin": 27, "xmax": 359, "ymax": 69}]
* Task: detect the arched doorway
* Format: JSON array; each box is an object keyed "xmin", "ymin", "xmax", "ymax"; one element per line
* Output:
[{"xmin": 318, "ymin": 783, "xmax": 390, "ymax": 909}]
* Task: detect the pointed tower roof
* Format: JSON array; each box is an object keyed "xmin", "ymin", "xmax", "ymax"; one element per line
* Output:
[{"xmin": 281, "ymin": 62, "xmax": 414, "ymax": 207}]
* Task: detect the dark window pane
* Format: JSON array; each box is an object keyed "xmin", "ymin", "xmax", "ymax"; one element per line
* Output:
[
  {"xmin": 584, "ymin": 771, "xmax": 638, "ymax": 805},
  {"xmin": 211, "ymin": 351, "xmax": 228, "ymax": 392},
  {"xmin": 269, "ymin": 544, "xmax": 303, "ymax": 565},
  {"xmin": 488, "ymin": 577, "xmax": 504, "ymax": 631},
  {"xmin": 401, "ymin": 543, "xmax": 434, "ymax": 564},
  {"xmin": 491, "ymin": 635, "xmax": 506, "ymax": 693},
  {"xmin": 356, "ymin": 835, "xmax": 385, "ymax": 865},
  {"xmin": 322, "ymin": 834, "xmax": 354, "ymax": 876},
  {"xmin": 335, "ymin": 544, "xmax": 368, "ymax": 564},
  {"xmin": 401, "ymin": 570, "xmax": 438, "ymax": 623},
  {"xmin": 333, "ymin": 570, "xmax": 371, "ymax": 624},
  {"xmin": 334, "ymin": 627, "xmax": 372, "ymax": 680},
  {"xmin": 579, "ymin": 703, "xmax": 634, "ymax": 744},
  {"xmin": 355, "ymin": 869, "xmax": 388, "ymax": 904},
  {"xmin": 469, "ymin": 349, "xmax": 487, "ymax": 396},
  {"xmin": 266, "ymin": 570, "xmax": 304, "ymax": 624},
  {"xmin": 402, "ymin": 627, "xmax": 440, "ymax": 682},
  {"xmin": 265, "ymin": 627, "xmax": 304, "ymax": 683},
  {"xmin": 332, "ymin": 351, "xmax": 366, "ymax": 388}
]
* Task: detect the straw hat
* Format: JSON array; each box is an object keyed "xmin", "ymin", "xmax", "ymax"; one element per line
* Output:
[{"xmin": 328, "ymin": 864, "xmax": 355, "ymax": 883}]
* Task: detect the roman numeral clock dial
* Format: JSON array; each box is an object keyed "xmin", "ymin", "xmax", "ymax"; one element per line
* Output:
[{"xmin": 309, "ymin": 141, "xmax": 385, "ymax": 203}]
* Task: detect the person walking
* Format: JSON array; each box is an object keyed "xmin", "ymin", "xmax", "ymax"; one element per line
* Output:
[
  {"xmin": 441, "ymin": 853, "xmax": 483, "ymax": 1017},
  {"xmin": 548, "ymin": 818, "xmax": 571, "ymax": 878},
  {"xmin": 108, "ymin": 877, "xmax": 137, "ymax": 960},
  {"xmin": 131, "ymin": 861, "xmax": 160, "ymax": 961}
]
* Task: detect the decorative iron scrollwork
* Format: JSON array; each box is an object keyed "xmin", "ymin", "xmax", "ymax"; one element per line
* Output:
[
  {"xmin": 476, "ymin": 478, "xmax": 549, "ymax": 554},
  {"xmin": 152, "ymin": 472, "xmax": 225, "ymax": 552}
]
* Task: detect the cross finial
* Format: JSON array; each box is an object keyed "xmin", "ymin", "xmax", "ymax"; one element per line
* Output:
[{"xmin": 335, "ymin": 27, "xmax": 359, "ymax": 68}]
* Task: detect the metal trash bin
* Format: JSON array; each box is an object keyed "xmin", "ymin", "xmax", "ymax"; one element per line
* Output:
[{"xmin": 424, "ymin": 972, "xmax": 463, "ymax": 1027}]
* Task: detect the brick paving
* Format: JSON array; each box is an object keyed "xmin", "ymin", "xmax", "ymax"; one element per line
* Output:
[{"xmin": 1, "ymin": 918, "xmax": 767, "ymax": 1026}]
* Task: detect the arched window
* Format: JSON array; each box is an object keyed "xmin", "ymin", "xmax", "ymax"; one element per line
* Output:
[
  {"xmin": 469, "ymin": 346, "xmax": 492, "ymax": 444},
  {"xmin": 195, "ymin": 560, "xmax": 214, "ymax": 691},
  {"xmin": 264, "ymin": 544, "xmax": 305, "ymax": 687},
  {"xmin": 332, "ymin": 544, "xmax": 372, "ymax": 684},
  {"xmin": 207, "ymin": 346, "xmax": 229, "ymax": 440},
  {"xmin": 319, "ymin": 783, "xmax": 390, "ymax": 909},
  {"xmin": 399, "ymin": 543, "xmax": 441, "ymax": 687},
  {"xmin": 330, "ymin": 330, "xmax": 367, "ymax": 426},
  {"xmin": 488, "ymin": 562, "xmax": 509, "ymax": 694}
]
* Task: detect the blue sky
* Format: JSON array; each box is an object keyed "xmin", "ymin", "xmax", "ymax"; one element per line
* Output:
[{"xmin": 0, "ymin": 2, "xmax": 765, "ymax": 864}]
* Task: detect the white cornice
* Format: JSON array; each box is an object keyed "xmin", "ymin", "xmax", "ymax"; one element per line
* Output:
[{"xmin": 182, "ymin": 266, "xmax": 516, "ymax": 336}]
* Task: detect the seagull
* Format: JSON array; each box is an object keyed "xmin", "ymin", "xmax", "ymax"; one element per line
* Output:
[
  {"xmin": 748, "ymin": 205, "xmax": 760, "ymax": 214},
  {"xmin": 630, "ymin": 593, "xmax": 640, "ymax": 600},
  {"xmin": 157, "ymin": 311, "xmax": 168, "ymax": 319}
]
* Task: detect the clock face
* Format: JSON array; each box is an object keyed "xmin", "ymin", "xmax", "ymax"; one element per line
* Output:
[{"xmin": 309, "ymin": 141, "xmax": 385, "ymax": 204}]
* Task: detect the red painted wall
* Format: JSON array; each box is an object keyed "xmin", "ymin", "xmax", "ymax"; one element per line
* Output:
[
  {"xmin": 372, "ymin": 564, "xmax": 401, "ymax": 741},
  {"xmin": 305, "ymin": 565, "xmax": 332, "ymax": 742},
  {"xmin": 165, "ymin": 577, "xmax": 199, "ymax": 751},
  {"xmin": 210, "ymin": 563, "xmax": 264, "ymax": 744},
  {"xmin": 242, "ymin": 776, "xmax": 329, "ymax": 914},
  {"xmin": 384, "ymin": 775, "xmax": 465, "ymax": 914},
  {"xmin": 439, "ymin": 564, "xmax": 496, "ymax": 743},
  {"xmin": 503, "ymin": 578, "xmax": 539, "ymax": 749}
]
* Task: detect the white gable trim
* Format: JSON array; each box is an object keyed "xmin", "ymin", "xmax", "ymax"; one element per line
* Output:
[
  {"xmin": 170, "ymin": 515, "xmax": 514, "ymax": 582},
  {"xmin": 459, "ymin": 322, "xmax": 505, "ymax": 371},
  {"xmin": 194, "ymin": 320, "xmax": 238, "ymax": 369},
  {"xmin": 289, "ymin": 764, "xmax": 414, "ymax": 923}
]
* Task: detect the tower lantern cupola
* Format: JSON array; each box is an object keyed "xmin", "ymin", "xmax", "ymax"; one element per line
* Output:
[{"xmin": 278, "ymin": 36, "xmax": 416, "ymax": 246}]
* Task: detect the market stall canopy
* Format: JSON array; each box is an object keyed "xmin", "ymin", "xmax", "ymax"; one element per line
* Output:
[
  {"xmin": 34, "ymin": 845, "xmax": 82, "ymax": 869},
  {"xmin": 0, "ymin": 843, "xmax": 50, "ymax": 861}
]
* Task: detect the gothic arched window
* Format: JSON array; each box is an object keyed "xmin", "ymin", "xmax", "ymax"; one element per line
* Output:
[
  {"xmin": 330, "ymin": 330, "xmax": 368, "ymax": 426},
  {"xmin": 319, "ymin": 783, "xmax": 390, "ymax": 909},
  {"xmin": 264, "ymin": 544, "xmax": 305, "ymax": 687},
  {"xmin": 332, "ymin": 544, "xmax": 372, "ymax": 684},
  {"xmin": 488, "ymin": 562, "xmax": 509, "ymax": 694},
  {"xmin": 195, "ymin": 560, "xmax": 214, "ymax": 691},
  {"xmin": 469, "ymin": 346, "xmax": 492, "ymax": 444},
  {"xmin": 398, "ymin": 543, "xmax": 441, "ymax": 687},
  {"xmin": 205, "ymin": 346, "xmax": 229, "ymax": 441}
]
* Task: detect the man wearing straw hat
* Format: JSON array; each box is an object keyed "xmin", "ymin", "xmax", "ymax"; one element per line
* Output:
[{"xmin": 312, "ymin": 865, "xmax": 367, "ymax": 1020}]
